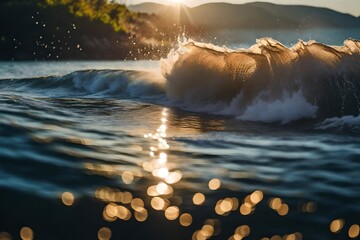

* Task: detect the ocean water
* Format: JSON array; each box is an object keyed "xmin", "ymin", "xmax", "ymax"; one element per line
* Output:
[{"xmin": 1, "ymin": 38, "xmax": 360, "ymax": 240}]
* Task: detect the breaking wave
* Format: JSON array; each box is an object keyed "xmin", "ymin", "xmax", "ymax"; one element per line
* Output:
[
  {"xmin": 237, "ymin": 91, "xmax": 318, "ymax": 124},
  {"xmin": 1, "ymin": 38, "xmax": 360, "ymax": 123},
  {"xmin": 316, "ymin": 115, "xmax": 360, "ymax": 132},
  {"xmin": 161, "ymin": 38, "xmax": 360, "ymax": 121}
]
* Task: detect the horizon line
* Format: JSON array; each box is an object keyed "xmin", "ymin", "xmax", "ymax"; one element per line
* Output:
[{"xmin": 123, "ymin": 0, "xmax": 360, "ymax": 17}]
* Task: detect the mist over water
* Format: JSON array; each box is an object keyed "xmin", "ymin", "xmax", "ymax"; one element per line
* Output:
[{"xmin": 1, "ymin": 31, "xmax": 360, "ymax": 240}]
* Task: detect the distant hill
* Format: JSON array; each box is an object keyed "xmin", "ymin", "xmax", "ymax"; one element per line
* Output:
[
  {"xmin": 129, "ymin": 2, "xmax": 360, "ymax": 29},
  {"xmin": 128, "ymin": 2, "xmax": 169, "ymax": 14}
]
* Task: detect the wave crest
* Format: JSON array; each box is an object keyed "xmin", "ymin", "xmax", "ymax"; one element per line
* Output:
[
  {"xmin": 161, "ymin": 38, "xmax": 360, "ymax": 119},
  {"xmin": 2, "ymin": 38, "xmax": 360, "ymax": 123},
  {"xmin": 317, "ymin": 115, "xmax": 360, "ymax": 132},
  {"xmin": 0, "ymin": 70, "xmax": 165, "ymax": 99}
]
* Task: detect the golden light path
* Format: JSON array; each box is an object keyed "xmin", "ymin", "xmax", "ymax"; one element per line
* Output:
[
  {"xmin": 0, "ymin": 107, "xmax": 355, "ymax": 239},
  {"xmin": 91, "ymin": 108, "xmax": 284, "ymax": 239}
]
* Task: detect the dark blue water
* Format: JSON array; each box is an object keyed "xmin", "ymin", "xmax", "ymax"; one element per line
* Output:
[{"xmin": 0, "ymin": 58, "xmax": 360, "ymax": 240}]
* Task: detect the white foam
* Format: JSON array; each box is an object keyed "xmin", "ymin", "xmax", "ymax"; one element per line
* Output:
[
  {"xmin": 237, "ymin": 91, "xmax": 318, "ymax": 124},
  {"xmin": 316, "ymin": 115, "xmax": 360, "ymax": 131}
]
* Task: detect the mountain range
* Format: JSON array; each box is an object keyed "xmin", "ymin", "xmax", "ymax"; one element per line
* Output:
[{"xmin": 129, "ymin": 2, "xmax": 360, "ymax": 29}]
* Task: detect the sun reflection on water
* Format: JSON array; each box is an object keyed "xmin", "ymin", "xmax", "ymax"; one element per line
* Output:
[
  {"xmin": 49, "ymin": 107, "xmax": 358, "ymax": 239},
  {"xmin": 86, "ymin": 108, "xmax": 355, "ymax": 239}
]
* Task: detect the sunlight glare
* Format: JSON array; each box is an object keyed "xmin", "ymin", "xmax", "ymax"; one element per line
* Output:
[{"xmin": 170, "ymin": 0, "xmax": 183, "ymax": 3}]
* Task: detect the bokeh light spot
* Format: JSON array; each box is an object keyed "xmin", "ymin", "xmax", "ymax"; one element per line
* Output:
[
  {"xmin": 156, "ymin": 182, "xmax": 170, "ymax": 195},
  {"xmin": 20, "ymin": 227, "xmax": 33, "ymax": 240},
  {"xmin": 250, "ymin": 190, "xmax": 263, "ymax": 205},
  {"xmin": 117, "ymin": 205, "xmax": 131, "ymax": 221},
  {"xmin": 61, "ymin": 192, "xmax": 75, "ymax": 206},
  {"xmin": 193, "ymin": 193, "xmax": 206, "ymax": 205},
  {"xmin": 270, "ymin": 235, "xmax": 282, "ymax": 240},
  {"xmin": 278, "ymin": 203, "xmax": 289, "ymax": 216},
  {"xmin": 122, "ymin": 191, "xmax": 133, "ymax": 204},
  {"xmin": 157, "ymin": 167, "xmax": 169, "ymax": 178},
  {"xmin": 165, "ymin": 206, "xmax": 179, "ymax": 220},
  {"xmin": 349, "ymin": 224, "xmax": 360, "ymax": 238},
  {"xmin": 235, "ymin": 225, "xmax": 251, "ymax": 237},
  {"xmin": 131, "ymin": 198, "xmax": 145, "ymax": 212},
  {"xmin": 151, "ymin": 197, "xmax": 166, "ymax": 210},
  {"xmin": 134, "ymin": 208, "xmax": 148, "ymax": 222},
  {"xmin": 165, "ymin": 170, "xmax": 182, "ymax": 184},
  {"xmin": 105, "ymin": 203, "xmax": 118, "ymax": 218},
  {"xmin": 0, "ymin": 232, "xmax": 12, "ymax": 240},
  {"xmin": 122, "ymin": 171, "xmax": 134, "ymax": 184},
  {"xmin": 208, "ymin": 179, "xmax": 221, "ymax": 190},
  {"xmin": 97, "ymin": 227, "xmax": 112, "ymax": 240},
  {"xmin": 200, "ymin": 224, "xmax": 214, "ymax": 238},
  {"xmin": 330, "ymin": 219, "xmax": 345, "ymax": 233},
  {"xmin": 240, "ymin": 204, "xmax": 252, "ymax": 215},
  {"xmin": 179, "ymin": 213, "xmax": 193, "ymax": 227},
  {"xmin": 303, "ymin": 202, "xmax": 317, "ymax": 213},
  {"xmin": 219, "ymin": 199, "xmax": 232, "ymax": 212},
  {"xmin": 269, "ymin": 198, "xmax": 282, "ymax": 210}
]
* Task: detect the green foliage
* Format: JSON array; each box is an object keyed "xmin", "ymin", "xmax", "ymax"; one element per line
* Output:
[
  {"xmin": 44, "ymin": 0, "xmax": 137, "ymax": 33},
  {"xmin": 0, "ymin": 0, "xmax": 179, "ymax": 60}
]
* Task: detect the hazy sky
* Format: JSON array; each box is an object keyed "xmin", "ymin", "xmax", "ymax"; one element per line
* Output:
[{"xmin": 124, "ymin": 0, "xmax": 360, "ymax": 16}]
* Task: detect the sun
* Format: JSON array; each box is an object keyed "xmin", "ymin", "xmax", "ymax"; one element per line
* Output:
[{"xmin": 170, "ymin": 0, "xmax": 183, "ymax": 4}]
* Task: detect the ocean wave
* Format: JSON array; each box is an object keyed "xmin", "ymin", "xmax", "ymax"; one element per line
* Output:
[
  {"xmin": 237, "ymin": 91, "xmax": 318, "ymax": 124},
  {"xmin": 161, "ymin": 38, "xmax": 360, "ymax": 120},
  {"xmin": 316, "ymin": 115, "xmax": 360, "ymax": 131},
  {"xmin": 1, "ymin": 38, "xmax": 360, "ymax": 123},
  {"xmin": 0, "ymin": 70, "xmax": 166, "ymax": 99}
]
